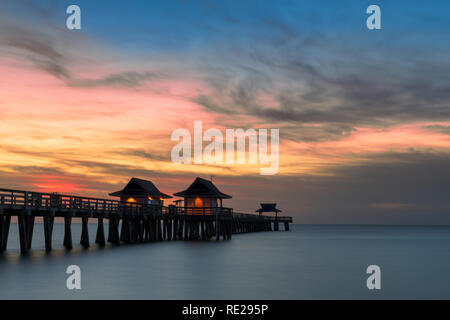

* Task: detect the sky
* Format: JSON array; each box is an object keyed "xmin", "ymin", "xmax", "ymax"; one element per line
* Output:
[{"xmin": 0, "ymin": 0, "xmax": 450, "ymax": 224}]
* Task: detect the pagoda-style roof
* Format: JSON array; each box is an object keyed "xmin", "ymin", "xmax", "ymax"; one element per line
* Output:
[
  {"xmin": 109, "ymin": 177, "xmax": 172, "ymax": 199},
  {"xmin": 173, "ymin": 177, "xmax": 232, "ymax": 199},
  {"xmin": 255, "ymin": 203, "xmax": 282, "ymax": 213}
]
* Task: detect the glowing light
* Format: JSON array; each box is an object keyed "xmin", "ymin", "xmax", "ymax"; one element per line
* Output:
[{"xmin": 194, "ymin": 197, "xmax": 203, "ymax": 207}]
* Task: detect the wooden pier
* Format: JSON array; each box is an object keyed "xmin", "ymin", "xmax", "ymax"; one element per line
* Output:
[{"xmin": 0, "ymin": 188, "xmax": 293, "ymax": 254}]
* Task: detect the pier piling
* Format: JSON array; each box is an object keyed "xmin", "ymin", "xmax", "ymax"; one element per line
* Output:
[
  {"xmin": 108, "ymin": 216, "xmax": 120, "ymax": 245},
  {"xmin": 64, "ymin": 216, "xmax": 72, "ymax": 250},
  {"xmin": 80, "ymin": 216, "xmax": 90, "ymax": 248},
  {"xmin": 43, "ymin": 215, "xmax": 54, "ymax": 252},
  {"xmin": 0, "ymin": 214, "xmax": 3, "ymax": 253},
  {"xmin": 96, "ymin": 217, "xmax": 106, "ymax": 246},
  {"xmin": 2, "ymin": 215, "xmax": 11, "ymax": 251},
  {"xmin": 26, "ymin": 216, "xmax": 35, "ymax": 249},
  {"xmin": 18, "ymin": 216, "xmax": 28, "ymax": 254}
]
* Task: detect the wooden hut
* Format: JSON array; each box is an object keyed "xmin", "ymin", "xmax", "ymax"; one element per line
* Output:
[
  {"xmin": 255, "ymin": 203, "xmax": 282, "ymax": 217},
  {"xmin": 173, "ymin": 177, "xmax": 231, "ymax": 214},
  {"xmin": 109, "ymin": 177, "xmax": 172, "ymax": 205}
]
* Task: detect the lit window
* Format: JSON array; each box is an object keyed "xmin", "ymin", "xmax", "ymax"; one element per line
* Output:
[{"xmin": 194, "ymin": 197, "xmax": 203, "ymax": 207}]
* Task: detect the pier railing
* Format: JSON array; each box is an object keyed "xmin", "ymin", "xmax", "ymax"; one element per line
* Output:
[
  {"xmin": 173, "ymin": 206, "xmax": 232, "ymax": 215},
  {"xmin": 0, "ymin": 188, "xmax": 291, "ymax": 222},
  {"xmin": 0, "ymin": 188, "xmax": 138, "ymax": 213}
]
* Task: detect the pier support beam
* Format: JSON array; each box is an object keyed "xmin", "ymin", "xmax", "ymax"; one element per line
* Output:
[
  {"xmin": 157, "ymin": 218, "xmax": 162, "ymax": 241},
  {"xmin": 167, "ymin": 218, "xmax": 171, "ymax": 241},
  {"xmin": 185, "ymin": 217, "xmax": 190, "ymax": 240},
  {"xmin": 0, "ymin": 212, "xmax": 12, "ymax": 253},
  {"xmin": 26, "ymin": 216, "xmax": 35, "ymax": 249},
  {"xmin": 148, "ymin": 217, "xmax": 155, "ymax": 241},
  {"xmin": 139, "ymin": 218, "xmax": 145, "ymax": 242},
  {"xmin": 80, "ymin": 216, "xmax": 90, "ymax": 248},
  {"xmin": 2, "ymin": 215, "xmax": 11, "ymax": 251},
  {"xmin": 108, "ymin": 216, "xmax": 120, "ymax": 245},
  {"xmin": 143, "ymin": 218, "xmax": 150, "ymax": 241},
  {"xmin": 120, "ymin": 217, "xmax": 131, "ymax": 243},
  {"xmin": 222, "ymin": 220, "xmax": 227, "ymax": 240},
  {"xmin": 18, "ymin": 216, "xmax": 29, "ymax": 254},
  {"xmin": 96, "ymin": 217, "xmax": 106, "ymax": 246},
  {"xmin": 132, "ymin": 218, "xmax": 140, "ymax": 243},
  {"xmin": 200, "ymin": 220, "xmax": 205, "ymax": 240},
  {"xmin": 0, "ymin": 211, "xmax": 5, "ymax": 253},
  {"xmin": 178, "ymin": 216, "xmax": 186, "ymax": 240},
  {"xmin": 130, "ymin": 218, "xmax": 136, "ymax": 243},
  {"xmin": 178, "ymin": 217, "xmax": 184, "ymax": 240},
  {"xmin": 208, "ymin": 220, "xmax": 213, "ymax": 239},
  {"xmin": 215, "ymin": 219, "xmax": 220, "ymax": 241},
  {"xmin": 43, "ymin": 215, "xmax": 54, "ymax": 252},
  {"xmin": 284, "ymin": 222, "xmax": 290, "ymax": 231},
  {"xmin": 64, "ymin": 216, "xmax": 73, "ymax": 250},
  {"xmin": 173, "ymin": 217, "xmax": 178, "ymax": 240},
  {"xmin": 108, "ymin": 217, "xmax": 114, "ymax": 243},
  {"xmin": 0, "ymin": 214, "xmax": 3, "ymax": 253},
  {"xmin": 163, "ymin": 218, "xmax": 167, "ymax": 240}
]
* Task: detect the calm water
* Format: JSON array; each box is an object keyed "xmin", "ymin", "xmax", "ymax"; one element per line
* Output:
[{"xmin": 1, "ymin": 224, "xmax": 449, "ymax": 299}]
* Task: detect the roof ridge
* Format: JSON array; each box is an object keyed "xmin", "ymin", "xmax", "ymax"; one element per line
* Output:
[
  {"xmin": 109, "ymin": 177, "xmax": 172, "ymax": 199},
  {"xmin": 173, "ymin": 177, "xmax": 232, "ymax": 199}
]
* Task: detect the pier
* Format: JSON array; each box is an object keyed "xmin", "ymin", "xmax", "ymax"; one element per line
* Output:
[{"xmin": 0, "ymin": 188, "xmax": 293, "ymax": 254}]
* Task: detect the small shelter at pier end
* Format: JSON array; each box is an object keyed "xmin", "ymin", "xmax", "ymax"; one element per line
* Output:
[
  {"xmin": 109, "ymin": 177, "xmax": 172, "ymax": 205},
  {"xmin": 173, "ymin": 177, "xmax": 231, "ymax": 214},
  {"xmin": 256, "ymin": 203, "xmax": 282, "ymax": 217}
]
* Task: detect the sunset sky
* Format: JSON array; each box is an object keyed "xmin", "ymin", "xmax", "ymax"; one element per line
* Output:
[{"xmin": 1, "ymin": 0, "xmax": 450, "ymax": 224}]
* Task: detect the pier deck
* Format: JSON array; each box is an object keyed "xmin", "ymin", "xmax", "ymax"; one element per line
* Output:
[{"xmin": 0, "ymin": 188, "xmax": 293, "ymax": 254}]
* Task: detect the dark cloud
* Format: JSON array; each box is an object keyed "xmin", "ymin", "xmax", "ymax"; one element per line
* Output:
[
  {"xmin": 0, "ymin": 2, "xmax": 160, "ymax": 89},
  {"xmin": 1, "ymin": 25, "xmax": 63, "ymax": 60},
  {"xmin": 280, "ymin": 124, "xmax": 356, "ymax": 142},
  {"xmin": 425, "ymin": 125, "xmax": 450, "ymax": 135},
  {"xmin": 68, "ymin": 71, "xmax": 161, "ymax": 88},
  {"xmin": 30, "ymin": 57, "xmax": 73, "ymax": 80},
  {"xmin": 113, "ymin": 149, "xmax": 170, "ymax": 162},
  {"xmin": 0, "ymin": 16, "xmax": 72, "ymax": 80}
]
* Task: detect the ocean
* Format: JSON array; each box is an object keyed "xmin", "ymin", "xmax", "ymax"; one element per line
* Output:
[{"xmin": 1, "ymin": 224, "xmax": 449, "ymax": 299}]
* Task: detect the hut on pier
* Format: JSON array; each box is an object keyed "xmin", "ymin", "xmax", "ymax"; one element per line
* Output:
[
  {"xmin": 255, "ymin": 203, "xmax": 282, "ymax": 217},
  {"xmin": 173, "ymin": 177, "xmax": 231, "ymax": 214},
  {"xmin": 109, "ymin": 177, "xmax": 172, "ymax": 205}
]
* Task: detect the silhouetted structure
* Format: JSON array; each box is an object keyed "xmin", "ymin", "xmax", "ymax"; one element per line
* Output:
[
  {"xmin": 256, "ymin": 203, "xmax": 282, "ymax": 217},
  {"xmin": 109, "ymin": 177, "xmax": 172, "ymax": 205},
  {"xmin": 255, "ymin": 203, "xmax": 286, "ymax": 231},
  {"xmin": 0, "ymin": 178, "xmax": 292, "ymax": 254},
  {"xmin": 173, "ymin": 177, "xmax": 231, "ymax": 214}
]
